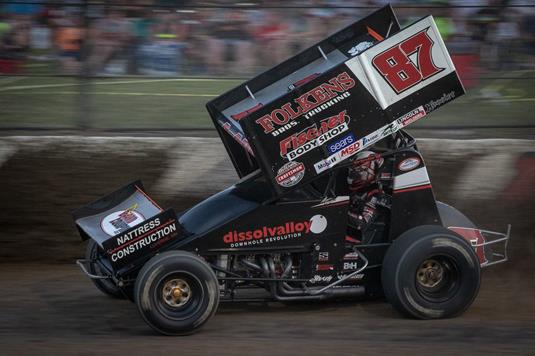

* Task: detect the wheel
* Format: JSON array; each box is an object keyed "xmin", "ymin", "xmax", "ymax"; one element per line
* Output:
[
  {"xmin": 382, "ymin": 225, "xmax": 481, "ymax": 319},
  {"xmin": 134, "ymin": 251, "xmax": 220, "ymax": 335},
  {"xmin": 436, "ymin": 201, "xmax": 476, "ymax": 229},
  {"xmin": 85, "ymin": 239, "xmax": 125, "ymax": 299}
]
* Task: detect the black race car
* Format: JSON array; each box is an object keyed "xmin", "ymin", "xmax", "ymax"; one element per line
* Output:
[{"xmin": 73, "ymin": 6, "xmax": 509, "ymax": 335}]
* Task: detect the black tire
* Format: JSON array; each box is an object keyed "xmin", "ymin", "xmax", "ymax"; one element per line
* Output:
[
  {"xmin": 85, "ymin": 240, "xmax": 125, "ymax": 299},
  {"xmin": 436, "ymin": 201, "xmax": 476, "ymax": 229},
  {"xmin": 134, "ymin": 251, "xmax": 219, "ymax": 335},
  {"xmin": 382, "ymin": 225, "xmax": 481, "ymax": 319}
]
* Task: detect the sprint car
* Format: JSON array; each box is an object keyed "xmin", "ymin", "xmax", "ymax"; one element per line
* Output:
[{"xmin": 73, "ymin": 6, "xmax": 509, "ymax": 335}]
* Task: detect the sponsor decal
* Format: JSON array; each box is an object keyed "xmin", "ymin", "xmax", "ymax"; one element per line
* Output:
[
  {"xmin": 318, "ymin": 252, "xmax": 329, "ymax": 262},
  {"xmin": 393, "ymin": 167, "xmax": 431, "ymax": 193},
  {"xmin": 224, "ymin": 215, "xmax": 327, "ymax": 248},
  {"xmin": 309, "ymin": 275, "xmax": 333, "ymax": 284},
  {"xmin": 343, "ymin": 261, "xmax": 359, "ymax": 270},
  {"xmin": 363, "ymin": 121, "xmax": 402, "ymax": 152},
  {"xmin": 275, "ymin": 161, "xmax": 305, "ymax": 187},
  {"xmin": 397, "ymin": 106, "xmax": 426, "ymax": 127},
  {"xmin": 218, "ymin": 119, "xmax": 254, "ymax": 155},
  {"xmin": 327, "ymin": 132, "xmax": 356, "ymax": 154},
  {"xmin": 424, "ymin": 91, "xmax": 456, "ymax": 112},
  {"xmin": 303, "ymin": 91, "xmax": 351, "ymax": 121},
  {"xmin": 255, "ymin": 72, "xmax": 356, "ymax": 136},
  {"xmin": 316, "ymin": 264, "xmax": 334, "ymax": 271},
  {"xmin": 280, "ymin": 110, "xmax": 350, "ymax": 160},
  {"xmin": 372, "ymin": 28, "xmax": 444, "ymax": 94},
  {"xmin": 347, "ymin": 41, "xmax": 374, "ymax": 56},
  {"xmin": 310, "ymin": 214, "xmax": 328, "ymax": 234},
  {"xmin": 339, "ymin": 140, "xmax": 363, "ymax": 158},
  {"xmin": 314, "ymin": 118, "xmax": 405, "ymax": 174},
  {"xmin": 312, "ymin": 196, "xmax": 350, "ymax": 208},
  {"xmin": 343, "ymin": 252, "xmax": 359, "ymax": 261},
  {"xmin": 314, "ymin": 110, "xmax": 423, "ymax": 175},
  {"xmin": 313, "ymin": 138, "xmax": 363, "ymax": 174},
  {"xmin": 398, "ymin": 157, "xmax": 421, "ymax": 172},
  {"xmin": 362, "ymin": 130, "xmax": 382, "ymax": 147},
  {"xmin": 101, "ymin": 204, "xmax": 145, "ymax": 236},
  {"xmin": 337, "ymin": 272, "xmax": 364, "ymax": 281},
  {"xmin": 314, "ymin": 155, "xmax": 340, "ymax": 174},
  {"xmin": 108, "ymin": 218, "xmax": 178, "ymax": 263},
  {"xmin": 380, "ymin": 122, "xmax": 399, "ymax": 137},
  {"xmin": 224, "ymin": 221, "xmax": 310, "ymax": 244},
  {"xmin": 362, "ymin": 122, "xmax": 402, "ymax": 150}
]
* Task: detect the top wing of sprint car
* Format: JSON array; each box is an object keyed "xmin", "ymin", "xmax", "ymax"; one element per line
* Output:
[
  {"xmin": 205, "ymin": 4, "xmax": 465, "ymax": 195},
  {"xmin": 72, "ymin": 6, "xmax": 508, "ymax": 320}
]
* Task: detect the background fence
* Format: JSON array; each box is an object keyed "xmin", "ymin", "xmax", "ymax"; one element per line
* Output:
[{"xmin": 0, "ymin": 0, "xmax": 534, "ymax": 135}]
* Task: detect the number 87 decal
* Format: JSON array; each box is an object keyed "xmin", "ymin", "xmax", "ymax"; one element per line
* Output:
[{"xmin": 372, "ymin": 28, "xmax": 444, "ymax": 94}]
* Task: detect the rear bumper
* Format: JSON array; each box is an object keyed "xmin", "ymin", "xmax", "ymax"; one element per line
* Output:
[
  {"xmin": 476, "ymin": 225, "xmax": 511, "ymax": 268},
  {"xmin": 449, "ymin": 225, "xmax": 510, "ymax": 268},
  {"xmin": 76, "ymin": 259, "xmax": 113, "ymax": 280}
]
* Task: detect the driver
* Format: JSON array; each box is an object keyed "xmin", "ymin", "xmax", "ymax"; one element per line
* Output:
[{"xmin": 347, "ymin": 151, "xmax": 388, "ymax": 233}]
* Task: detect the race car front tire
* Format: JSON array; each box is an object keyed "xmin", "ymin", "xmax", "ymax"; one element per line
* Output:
[
  {"xmin": 134, "ymin": 251, "xmax": 220, "ymax": 335},
  {"xmin": 85, "ymin": 240, "xmax": 125, "ymax": 299},
  {"xmin": 382, "ymin": 225, "xmax": 481, "ymax": 319}
]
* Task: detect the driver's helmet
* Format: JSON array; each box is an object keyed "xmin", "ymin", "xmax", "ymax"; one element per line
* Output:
[{"xmin": 347, "ymin": 151, "xmax": 383, "ymax": 191}]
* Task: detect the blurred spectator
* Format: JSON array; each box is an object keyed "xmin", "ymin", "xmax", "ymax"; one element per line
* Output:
[
  {"xmin": 126, "ymin": 7, "xmax": 154, "ymax": 74},
  {"xmin": 0, "ymin": 14, "xmax": 30, "ymax": 73},
  {"xmin": 205, "ymin": 10, "xmax": 253, "ymax": 75},
  {"xmin": 494, "ymin": 7, "xmax": 521, "ymax": 70},
  {"xmin": 136, "ymin": 12, "xmax": 189, "ymax": 75},
  {"xmin": 29, "ymin": 15, "xmax": 51, "ymax": 52},
  {"xmin": 469, "ymin": 0, "xmax": 502, "ymax": 69},
  {"xmin": 432, "ymin": 1, "xmax": 456, "ymax": 41},
  {"xmin": 305, "ymin": 0, "xmax": 336, "ymax": 43},
  {"xmin": 0, "ymin": 0, "xmax": 533, "ymax": 76},
  {"xmin": 0, "ymin": 14, "xmax": 10, "ymax": 41},
  {"xmin": 55, "ymin": 16, "xmax": 83, "ymax": 75},
  {"xmin": 88, "ymin": 8, "xmax": 129, "ymax": 75},
  {"xmin": 519, "ymin": 10, "xmax": 535, "ymax": 69},
  {"xmin": 252, "ymin": 9, "xmax": 289, "ymax": 68},
  {"xmin": 181, "ymin": 9, "xmax": 209, "ymax": 74}
]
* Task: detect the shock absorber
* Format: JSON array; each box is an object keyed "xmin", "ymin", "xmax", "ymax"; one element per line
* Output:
[{"xmin": 216, "ymin": 255, "xmax": 229, "ymax": 280}]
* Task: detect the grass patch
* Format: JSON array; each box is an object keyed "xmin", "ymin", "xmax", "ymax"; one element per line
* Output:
[{"xmin": 0, "ymin": 73, "xmax": 533, "ymax": 129}]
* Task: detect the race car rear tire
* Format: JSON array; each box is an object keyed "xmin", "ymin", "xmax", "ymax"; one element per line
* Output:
[
  {"xmin": 382, "ymin": 225, "xmax": 481, "ymax": 319},
  {"xmin": 134, "ymin": 251, "xmax": 219, "ymax": 335},
  {"xmin": 85, "ymin": 240, "xmax": 125, "ymax": 299}
]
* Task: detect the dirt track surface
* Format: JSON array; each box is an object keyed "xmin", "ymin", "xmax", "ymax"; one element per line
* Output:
[
  {"xmin": 1, "ymin": 264, "xmax": 534, "ymax": 355},
  {"xmin": 1, "ymin": 137, "xmax": 534, "ymax": 354}
]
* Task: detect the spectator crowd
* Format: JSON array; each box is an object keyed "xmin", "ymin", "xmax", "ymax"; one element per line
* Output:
[{"xmin": 0, "ymin": 0, "xmax": 534, "ymax": 78}]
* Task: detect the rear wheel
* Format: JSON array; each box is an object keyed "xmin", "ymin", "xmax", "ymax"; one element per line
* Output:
[
  {"xmin": 85, "ymin": 240, "xmax": 124, "ymax": 299},
  {"xmin": 134, "ymin": 251, "xmax": 219, "ymax": 335},
  {"xmin": 382, "ymin": 225, "xmax": 480, "ymax": 319}
]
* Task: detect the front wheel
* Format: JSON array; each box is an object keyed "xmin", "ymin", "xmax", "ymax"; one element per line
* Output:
[
  {"xmin": 134, "ymin": 251, "xmax": 220, "ymax": 335},
  {"xmin": 382, "ymin": 225, "xmax": 481, "ymax": 319}
]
